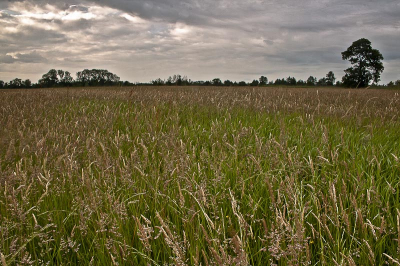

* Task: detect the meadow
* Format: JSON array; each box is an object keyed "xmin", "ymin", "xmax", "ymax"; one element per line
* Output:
[{"xmin": 0, "ymin": 86, "xmax": 399, "ymax": 265}]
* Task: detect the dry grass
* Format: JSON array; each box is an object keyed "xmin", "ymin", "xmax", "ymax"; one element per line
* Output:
[{"xmin": 0, "ymin": 86, "xmax": 399, "ymax": 265}]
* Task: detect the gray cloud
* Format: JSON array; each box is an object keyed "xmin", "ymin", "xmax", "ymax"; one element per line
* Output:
[
  {"xmin": 0, "ymin": 54, "xmax": 15, "ymax": 64},
  {"xmin": 3, "ymin": 25, "xmax": 67, "ymax": 45},
  {"xmin": 15, "ymin": 51, "xmax": 48, "ymax": 63},
  {"xmin": 0, "ymin": 51, "xmax": 47, "ymax": 64}
]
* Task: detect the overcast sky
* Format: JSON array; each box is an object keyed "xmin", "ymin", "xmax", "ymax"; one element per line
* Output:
[{"xmin": 0, "ymin": 0, "xmax": 399, "ymax": 84}]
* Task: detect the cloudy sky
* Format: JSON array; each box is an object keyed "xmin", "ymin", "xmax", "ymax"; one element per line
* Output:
[{"xmin": 0, "ymin": 0, "xmax": 399, "ymax": 84}]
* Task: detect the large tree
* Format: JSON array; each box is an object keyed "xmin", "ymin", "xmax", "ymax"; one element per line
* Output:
[{"xmin": 341, "ymin": 38, "xmax": 384, "ymax": 88}]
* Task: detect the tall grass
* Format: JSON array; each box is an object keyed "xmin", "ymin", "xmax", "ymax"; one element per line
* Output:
[{"xmin": 0, "ymin": 87, "xmax": 399, "ymax": 265}]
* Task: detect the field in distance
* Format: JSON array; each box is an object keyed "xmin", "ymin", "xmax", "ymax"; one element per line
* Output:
[{"xmin": 1, "ymin": 86, "xmax": 399, "ymax": 265}]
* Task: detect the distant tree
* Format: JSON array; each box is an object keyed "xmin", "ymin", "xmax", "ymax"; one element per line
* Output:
[
  {"xmin": 212, "ymin": 78, "xmax": 222, "ymax": 86},
  {"xmin": 297, "ymin": 79, "xmax": 305, "ymax": 85},
  {"xmin": 166, "ymin": 76, "xmax": 173, "ymax": 85},
  {"xmin": 250, "ymin": 79, "xmax": 259, "ymax": 86},
  {"xmin": 0, "ymin": 80, "xmax": 4, "ymax": 88},
  {"xmin": 57, "ymin": 70, "xmax": 65, "ymax": 80},
  {"xmin": 342, "ymin": 38, "xmax": 384, "ymax": 87},
  {"xmin": 164, "ymin": 74, "xmax": 188, "ymax": 85},
  {"xmin": 238, "ymin": 81, "xmax": 247, "ymax": 86},
  {"xmin": 8, "ymin": 78, "xmax": 23, "ymax": 88},
  {"xmin": 152, "ymin": 78, "xmax": 165, "ymax": 85},
  {"xmin": 286, "ymin": 76, "xmax": 296, "ymax": 85},
  {"xmin": 224, "ymin": 80, "xmax": 233, "ymax": 86},
  {"xmin": 259, "ymin": 76, "xmax": 268, "ymax": 85},
  {"xmin": 62, "ymin": 71, "xmax": 74, "ymax": 86},
  {"xmin": 76, "ymin": 70, "xmax": 88, "ymax": 85},
  {"xmin": 274, "ymin": 78, "xmax": 285, "ymax": 85},
  {"xmin": 326, "ymin": 71, "xmax": 336, "ymax": 86},
  {"xmin": 389, "ymin": 80, "xmax": 400, "ymax": 86},
  {"xmin": 307, "ymin": 76, "xmax": 317, "ymax": 86},
  {"xmin": 123, "ymin": 81, "xmax": 134, "ymax": 86},
  {"xmin": 168, "ymin": 74, "xmax": 178, "ymax": 85},
  {"xmin": 192, "ymin": 80, "xmax": 205, "ymax": 85},
  {"xmin": 39, "ymin": 69, "xmax": 59, "ymax": 87},
  {"xmin": 317, "ymin": 77, "xmax": 327, "ymax": 86},
  {"xmin": 23, "ymin": 79, "xmax": 32, "ymax": 88},
  {"xmin": 181, "ymin": 75, "xmax": 190, "ymax": 85},
  {"xmin": 336, "ymin": 81, "xmax": 342, "ymax": 86},
  {"xmin": 175, "ymin": 75, "xmax": 183, "ymax": 85},
  {"xmin": 38, "ymin": 69, "xmax": 74, "ymax": 87},
  {"xmin": 76, "ymin": 69, "xmax": 120, "ymax": 86}
]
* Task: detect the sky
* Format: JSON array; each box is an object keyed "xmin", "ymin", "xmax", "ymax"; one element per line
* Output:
[{"xmin": 0, "ymin": 0, "xmax": 399, "ymax": 84}]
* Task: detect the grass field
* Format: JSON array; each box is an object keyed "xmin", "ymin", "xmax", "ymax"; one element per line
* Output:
[{"xmin": 1, "ymin": 86, "xmax": 399, "ymax": 265}]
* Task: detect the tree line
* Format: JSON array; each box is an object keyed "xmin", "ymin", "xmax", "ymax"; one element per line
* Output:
[
  {"xmin": 149, "ymin": 71, "xmax": 340, "ymax": 87},
  {"xmin": 0, "ymin": 69, "xmax": 134, "ymax": 89},
  {"xmin": 1, "ymin": 70, "xmax": 398, "ymax": 89},
  {"xmin": 1, "ymin": 38, "xmax": 398, "ymax": 89},
  {"xmin": 0, "ymin": 70, "xmax": 337, "ymax": 89}
]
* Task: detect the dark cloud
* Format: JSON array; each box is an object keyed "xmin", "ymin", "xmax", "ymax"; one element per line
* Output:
[
  {"xmin": 89, "ymin": 0, "xmax": 400, "ymax": 31},
  {"xmin": 0, "ymin": 51, "xmax": 47, "ymax": 64},
  {"xmin": 4, "ymin": 26, "xmax": 67, "ymax": 45},
  {"xmin": 0, "ymin": 54, "xmax": 15, "ymax": 64},
  {"xmin": 15, "ymin": 51, "xmax": 48, "ymax": 63}
]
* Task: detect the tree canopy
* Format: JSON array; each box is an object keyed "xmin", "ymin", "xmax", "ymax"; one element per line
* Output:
[
  {"xmin": 259, "ymin": 76, "xmax": 268, "ymax": 85},
  {"xmin": 326, "ymin": 71, "xmax": 335, "ymax": 86},
  {"xmin": 76, "ymin": 69, "xmax": 120, "ymax": 86},
  {"xmin": 342, "ymin": 38, "xmax": 384, "ymax": 88},
  {"xmin": 307, "ymin": 76, "xmax": 317, "ymax": 86}
]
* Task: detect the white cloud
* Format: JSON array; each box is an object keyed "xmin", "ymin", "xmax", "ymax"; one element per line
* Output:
[
  {"xmin": 121, "ymin": 13, "xmax": 146, "ymax": 24},
  {"xmin": 62, "ymin": 11, "xmax": 96, "ymax": 21},
  {"xmin": 3, "ymin": 26, "xmax": 19, "ymax": 33},
  {"xmin": 170, "ymin": 23, "xmax": 192, "ymax": 39}
]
